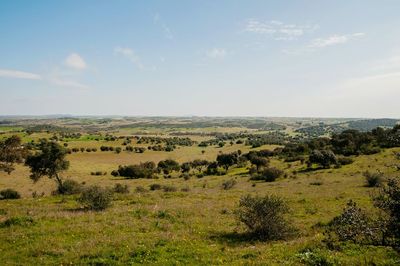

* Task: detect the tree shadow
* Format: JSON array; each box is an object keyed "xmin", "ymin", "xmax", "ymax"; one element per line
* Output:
[
  {"xmin": 297, "ymin": 166, "xmax": 325, "ymax": 173},
  {"xmin": 209, "ymin": 231, "xmax": 260, "ymax": 246}
]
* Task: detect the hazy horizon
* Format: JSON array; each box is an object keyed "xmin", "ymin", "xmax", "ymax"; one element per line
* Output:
[{"xmin": 1, "ymin": 1, "xmax": 399, "ymax": 117}]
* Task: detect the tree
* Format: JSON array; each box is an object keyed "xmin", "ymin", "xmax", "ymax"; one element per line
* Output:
[
  {"xmin": 373, "ymin": 178, "xmax": 400, "ymax": 247},
  {"xmin": 181, "ymin": 162, "xmax": 191, "ymax": 173},
  {"xmin": 25, "ymin": 139, "xmax": 69, "ymax": 188},
  {"xmin": 0, "ymin": 135, "xmax": 26, "ymax": 174},
  {"xmin": 308, "ymin": 149, "xmax": 337, "ymax": 168},
  {"xmin": 216, "ymin": 152, "xmax": 238, "ymax": 171},
  {"xmin": 249, "ymin": 156, "xmax": 269, "ymax": 172},
  {"xmin": 158, "ymin": 159, "xmax": 180, "ymax": 174},
  {"xmin": 236, "ymin": 194, "xmax": 295, "ymax": 240}
]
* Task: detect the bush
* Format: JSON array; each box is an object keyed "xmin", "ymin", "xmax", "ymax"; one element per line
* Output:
[
  {"xmin": 162, "ymin": 185, "xmax": 177, "ymax": 192},
  {"xmin": 57, "ymin": 179, "xmax": 82, "ymax": 195},
  {"xmin": 0, "ymin": 216, "xmax": 34, "ymax": 228},
  {"xmin": 236, "ymin": 194, "xmax": 296, "ymax": 240},
  {"xmin": 135, "ymin": 186, "xmax": 147, "ymax": 193},
  {"xmin": 149, "ymin": 183, "xmax": 162, "ymax": 191},
  {"xmin": 78, "ymin": 186, "xmax": 113, "ymax": 211},
  {"xmin": 363, "ymin": 171, "xmax": 384, "ymax": 187},
  {"xmin": 373, "ymin": 178, "xmax": 400, "ymax": 247},
  {"xmin": 91, "ymin": 171, "xmax": 106, "ymax": 176},
  {"xmin": 222, "ymin": 179, "xmax": 237, "ymax": 190},
  {"xmin": 111, "ymin": 170, "xmax": 119, "ymax": 177},
  {"xmin": 337, "ymin": 156, "xmax": 354, "ymax": 166},
  {"xmin": 113, "ymin": 183, "xmax": 129, "ymax": 194},
  {"xmin": 327, "ymin": 200, "xmax": 374, "ymax": 244},
  {"xmin": 0, "ymin": 189, "xmax": 21, "ymax": 200},
  {"xmin": 250, "ymin": 167, "xmax": 283, "ymax": 182}
]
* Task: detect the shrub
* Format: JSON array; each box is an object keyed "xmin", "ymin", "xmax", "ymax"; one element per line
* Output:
[
  {"xmin": 115, "ymin": 147, "xmax": 122, "ymax": 154},
  {"xmin": 149, "ymin": 183, "xmax": 162, "ymax": 191},
  {"xmin": 363, "ymin": 171, "xmax": 384, "ymax": 187},
  {"xmin": 250, "ymin": 167, "xmax": 283, "ymax": 182},
  {"xmin": 135, "ymin": 186, "xmax": 147, "ymax": 193},
  {"xmin": 0, "ymin": 216, "xmax": 34, "ymax": 228},
  {"xmin": 373, "ymin": 178, "xmax": 400, "ymax": 247},
  {"xmin": 162, "ymin": 185, "xmax": 177, "ymax": 192},
  {"xmin": 236, "ymin": 194, "xmax": 295, "ymax": 240},
  {"xmin": 222, "ymin": 179, "xmax": 237, "ymax": 190},
  {"xmin": 78, "ymin": 186, "xmax": 113, "ymax": 211},
  {"xmin": 113, "ymin": 183, "xmax": 129, "ymax": 194},
  {"xmin": 57, "ymin": 179, "xmax": 82, "ymax": 195},
  {"xmin": 337, "ymin": 156, "xmax": 354, "ymax": 166},
  {"xmin": 0, "ymin": 189, "xmax": 21, "ymax": 200},
  {"xmin": 91, "ymin": 171, "xmax": 106, "ymax": 176},
  {"xmin": 327, "ymin": 200, "xmax": 374, "ymax": 244},
  {"xmin": 111, "ymin": 170, "xmax": 119, "ymax": 177}
]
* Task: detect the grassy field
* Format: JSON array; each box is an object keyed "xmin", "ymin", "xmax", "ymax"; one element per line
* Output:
[{"xmin": 1, "ymin": 126, "xmax": 400, "ymax": 265}]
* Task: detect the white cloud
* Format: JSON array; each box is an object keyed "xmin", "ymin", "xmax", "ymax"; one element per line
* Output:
[
  {"xmin": 49, "ymin": 77, "xmax": 89, "ymax": 89},
  {"xmin": 64, "ymin": 53, "xmax": 87, "ymax": 70},
  {"xmin": 206, "ymin": 48, "xmax": 227, "ymax": 59},
  {"xmin": 153, "ymin": 13, "xmax": 173, "ymax": 40},
  {"xmin": 114, "ymin": 46, "xmax": 154, "ymax": 70},
  {"xmin": 309, "ymin": 33, "xmax": 365, "ymax": 48},
  {"xmin": 0, "ymin": 69, "xmax": 42, "ymax": 80},
  {"xmin": 46, "ymin": 66, "xmax": 90, "ymax": 90},
  {"xmin": 244, "ymin": 19, "xmax": 318, "ymax": 40}
]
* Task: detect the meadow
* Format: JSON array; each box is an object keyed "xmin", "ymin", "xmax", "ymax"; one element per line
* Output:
[{"xmin": 0, "ymin": 117, "xmax": 400, "ymax": 265}]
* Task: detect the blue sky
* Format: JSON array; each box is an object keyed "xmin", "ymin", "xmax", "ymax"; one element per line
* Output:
[{"xmin": 0, "ymin": 0, "xmax": 399, "ymax": 117}]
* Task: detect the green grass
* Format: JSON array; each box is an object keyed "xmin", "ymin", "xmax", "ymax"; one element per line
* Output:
[{"xmin": 1, "ymin": 132, "xmax": 400, "ymax": 264}]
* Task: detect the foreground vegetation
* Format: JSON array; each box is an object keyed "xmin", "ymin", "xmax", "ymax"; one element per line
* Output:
[{"xmin": 0, "ymin": 117, "xmax": 400, "ymax": 265}]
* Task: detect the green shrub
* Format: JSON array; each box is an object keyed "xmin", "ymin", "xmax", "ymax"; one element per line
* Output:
[
  {"xmin": 149, "ymin": 184, "xmax": 162, "ymax": 191},
  {"xmin": 373, "ymin": 178, "xmax": 400, "ymax": 247},
  {"xmin": 0, "ymin": 216, "xmax": 34, "ymax": 228},
  {"xmin": 221, "ymin": 179, "xmax": 237, "ymax": 190},
  {"xmin": 236, "ymin": 194, "xmax": 296, "ymax": 240},
  {"xmin": 337, "ymin": 156, "xmax": 354, "ymax": 166},
  {"xmin": 162, "ymin": 185, "xmax": 177, "ymax": 192},
  {"xmin": 0, "ymin": 189, "xmax": 21, "ymax": 200},
  {"xmin": 135, "ymin": 186, "xmax": 147, "ymax": 193},
  {"xmin": 250, "ymin": 167, "xmax": 283, "ymax": 182},
  {"xmin": 57, "ymin": 179, "xmax": 82, "ymax": 195},
  {"xmin": 78, "ymin": 186, "xmax": 113, "ymax": 211},
  {"xmin": 327, "ymin": 200, "xmax": 373, "ymax": 244},
  {"xmin": 113, "ymin": 183, "xmax": 129, "ymax": 194},
  {"xmin": 363, "ymin": 171, "xmax": 384, "ymax": 187}
]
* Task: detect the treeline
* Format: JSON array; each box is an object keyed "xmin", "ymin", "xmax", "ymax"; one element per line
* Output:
[
  {"xmin": 280, "ymin": 126, "xmax": 400, "ymax": 168},
  {"xmin": 198, "ymin": 132, "xmax": 289, "ymax": 148}
]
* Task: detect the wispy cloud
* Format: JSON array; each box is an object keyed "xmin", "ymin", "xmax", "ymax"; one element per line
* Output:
[
  {"xmin": 153, "ymin": 13, "xmax": 173, "ymax": 40},
  {"xmin": 206, "ymin": 48, "xmax": 227, "ymax": 59},
  {"xmin": 114, "ymin": 46, "xmax": 154, "ymax": 70},
  {"xmin": 308, "ymin": 33, "xmax": 365, "ymax": 48},
  {"xmin": 0, "ymin": 69, "xmax": 42, "ymax": 80},
  {"xmin": 64, "ymin": 53, "xmax": 87, "ymax": 70},
  {"xmin": 244, "ymin": 19, "xmax": 318, "ymax": 40}
]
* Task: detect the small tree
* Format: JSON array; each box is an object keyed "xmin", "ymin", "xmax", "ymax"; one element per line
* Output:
[
  {"xmin": 217, "ymin": 152, "xmax": 238, "ymax": 171},
  {"xmin": 158, "ymin": 159, "xmax": 180, "ymax": 175},
  {"xmin": 373, "ymin": 178, "xmax": 400, "ymax": 247},
  {"xmin": 236, "ymin": 194, "xmax": 295, "ymax": 240},
  {"xmin": 249, "ymin": 156, "xmax": 269, "ymax": 172},
  {"xmin": 78, "ymin": 185, "xmax": 113, "ymax": 211},
  {"xmin": 328, "ymin": 200, "xmax": 373, "ymax": 243},
  {"xmin": 308, "ymin": 149, "xmax": 338, "ymax": 169},
  {"xmin": 0, "ymin": 135, "xmax": 26, "ymax": 174},
  {"xmin": 25, "ymin": 139, "xmax": 69, "ymax": 189},
  {"xmin": 363, "ymin": 171, "xmax": 384, "ymax": 187}
]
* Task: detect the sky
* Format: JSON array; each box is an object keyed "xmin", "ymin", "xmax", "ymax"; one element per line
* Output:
[{"xmin": 0, "ymin": 0, "xmax": 399, "ymax": 118}]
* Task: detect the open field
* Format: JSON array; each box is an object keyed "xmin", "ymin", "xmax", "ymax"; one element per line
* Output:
[{"xmin": 1, "ymin": 117, "xmax": 400, "ymax": 265}]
